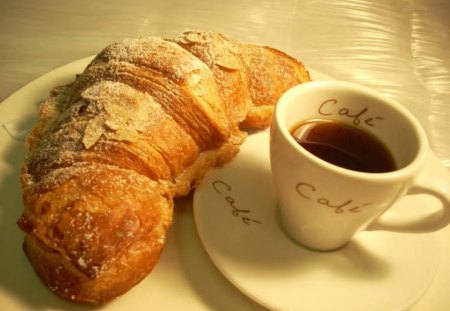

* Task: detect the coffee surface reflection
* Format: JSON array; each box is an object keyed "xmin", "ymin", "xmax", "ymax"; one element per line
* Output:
[{"xmin": 291, "ymin": 119, "xmax": 396, "ymax": 173}]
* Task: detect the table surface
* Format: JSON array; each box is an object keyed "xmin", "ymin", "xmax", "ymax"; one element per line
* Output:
[{"xmin": 0, "ymin": 0, "xmax": 449, "ymax": 310}]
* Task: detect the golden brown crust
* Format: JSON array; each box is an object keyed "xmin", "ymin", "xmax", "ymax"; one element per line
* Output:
[
  {"xmin": 18, "ymin": 30, "xmax": 310, "ymax": 305},
  {"xmin": 19, "ymin": 163, "xmax": 173, "ymax": 304},
  {"xmin": 71, "ymin": 37, "xmax": 230, "ymax": 150},
  {"xmin": 239, "ymin": 45, "xmax": 311, "ymax": 128},
  {"xmin": 166, "ymin": 30, "xmax": 251, "ymax": 127},
  {"xmin": 168, "ymin": 30, "xmax": 311, "ymax": 129}
]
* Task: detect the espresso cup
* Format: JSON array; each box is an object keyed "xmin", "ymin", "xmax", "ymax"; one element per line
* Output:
[{"xmin": 270, "ymin": 80, "xmax": 450, "ymax": 251}]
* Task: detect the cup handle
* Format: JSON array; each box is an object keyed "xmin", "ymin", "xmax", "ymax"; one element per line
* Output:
[{"xmin": 368, "ymin": 152, "xmax": 450, "ymax": 233}]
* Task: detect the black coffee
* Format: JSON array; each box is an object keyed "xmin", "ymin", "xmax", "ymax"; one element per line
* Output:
[{"xmin": 291, "ymin": 119, "xmax": 396, "ymax": 173}]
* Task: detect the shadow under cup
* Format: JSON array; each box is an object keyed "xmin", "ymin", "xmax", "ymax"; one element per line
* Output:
[{"xmin": 270, "ymin": 80, "xmax": 429, "ymax": 250}]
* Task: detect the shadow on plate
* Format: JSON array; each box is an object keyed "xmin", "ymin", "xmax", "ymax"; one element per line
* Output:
[
  {"xmin": 173, "ymin": 195, "xmax": 269, "ymax": 311},
  {"xmin": 192, "ymin": 148, "xmax": 392, "ymax": 285}
]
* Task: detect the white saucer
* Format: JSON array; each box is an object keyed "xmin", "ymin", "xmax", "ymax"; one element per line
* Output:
[{"xmin": 193, "ymin": 129, "xmax": 442, "ymax": 311}]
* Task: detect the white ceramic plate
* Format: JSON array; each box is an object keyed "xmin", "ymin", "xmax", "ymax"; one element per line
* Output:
[
  {"xmin": 193, "ymin": 128, "xmax": 445, "ymax": 311},
  {"xmin": 0, "ymin": 57, "xmax": 445, "ymax": 311}
]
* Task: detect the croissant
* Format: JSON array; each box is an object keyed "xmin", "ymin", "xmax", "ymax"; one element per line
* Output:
[{"xmin": 17, "ymin": 30, "xmax": 310, "ymax": 305}]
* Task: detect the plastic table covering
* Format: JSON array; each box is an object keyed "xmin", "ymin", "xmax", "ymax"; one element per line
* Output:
[{"xmin": 0, "ymin": 0, "xmax": 449, "ymax": 310}]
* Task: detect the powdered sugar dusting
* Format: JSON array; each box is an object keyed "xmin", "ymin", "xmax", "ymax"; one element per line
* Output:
[
  {"xmin": 80, "ymin": 80, "xmax": 166, "ymax": 149},
  {"xmin": 20, "ymin": 31, "xmax": 310, "ymax": 287},
  {"xmin": 97, "ymin": 36, "xmax": 211, "ymax": 84},
  {"xmin": 170, "ymin": 30, "xmax": 241, "ymax": 70}
]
